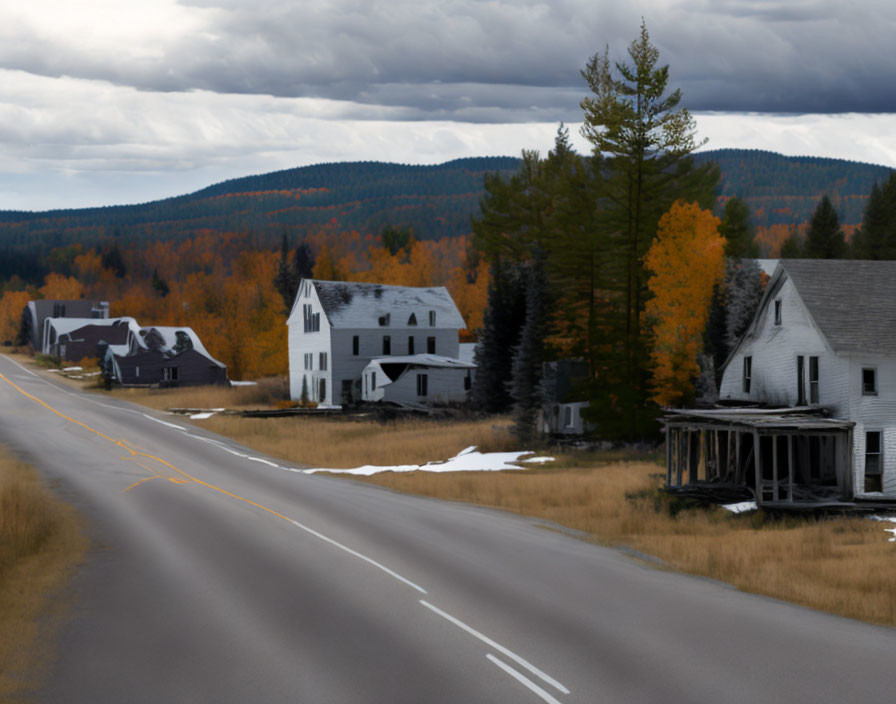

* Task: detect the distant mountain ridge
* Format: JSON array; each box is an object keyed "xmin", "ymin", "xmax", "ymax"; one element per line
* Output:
[{"xmin": 0, "ymin": 150, "xmax": 890, "ymax": 251}]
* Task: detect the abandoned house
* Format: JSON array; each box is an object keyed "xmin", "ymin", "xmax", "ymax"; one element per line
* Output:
[
  {"xmin": 42, "ymin": 316, "xmax": 140, "ymax": 361},
  {"xmin": 361, "ymin": 354, "xmax": 475, "ymax": 404},
  {"xmin": 105, "ymin": 326, "xmax": 227, "ymax": 386},
  {"xmin": 287, "ymin": 279, "xmax": 468, "ymax": 406},
  {"xmin": 21, "ymin": 299, "xmax": 109, "ymax": 350},
  {"xmin": 664, "ymin": 259, "xmax": 896, "ymax": 507}
]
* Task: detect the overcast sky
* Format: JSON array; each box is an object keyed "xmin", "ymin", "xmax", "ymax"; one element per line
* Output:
[{"xmin": 2, "ymin": 0, "xmax": 896, "ymax": 210}]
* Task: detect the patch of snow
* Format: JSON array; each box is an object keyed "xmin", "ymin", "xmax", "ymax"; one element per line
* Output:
[
  {"xmin": 722, "ymin": 501, "xmax": 758, "ymax": 514},
  {"xmin": 458, "ymin": 446, "xmax": 477, "ymax": 456},
  {"xmin": 870, "ymin": 515, "xmax": 896, "ymax": 542},
  {"xmin": 47, "ymin": 368, "xmax": 61, "ymax": 372},
  {"xmin": 84, "ymin": 371, "xmax": 101, "ymax": 377},
  {"xmin": 522, "ymin": 456, "xmax": 555, "ymax": 464},
  {"xmin": 304, "ymin": 447, "xmax": 539, "ymax": 476},
  {"xmin": 190, "ymin": 412, "xmax": 216, "ymax": 420},
  {"xmin": 62, "ymin": 366, "xmax": 83, "ymax": 372},
  {"xmin": 229, "ymin": 380, "xmax": 257, "ymax": 386}
]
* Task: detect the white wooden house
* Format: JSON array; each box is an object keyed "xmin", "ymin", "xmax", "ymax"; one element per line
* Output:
[
  {"xmin": 361, "ymin": 354, "xmax": 474, "ymax": 404},
  {"xmin": 287, "ymin": 279, "xmax": 467, "ymax": 406},
  {"xmin": 664, "ymin": 259, "xmax": 896, "ymax": 507}
]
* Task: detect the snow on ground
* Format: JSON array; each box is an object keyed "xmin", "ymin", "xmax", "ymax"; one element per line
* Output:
[
  {"xmin": 229, "ymin": 380, "xmax": 257, "ymax": 386},
  {"xmin": 722, "ymin": 501, "xmax": 758, "ymax": 514},
  {"xmin": 303, "ymin": 446, "xmax": 555, "ymax": 476},
  {"xmin": 870, "ymin": 515, "xmax": 896, "ymax": 542},
  {"xmin": 62, "ymin": 366, "xmax": 83, "ymax": 372},
  {"xmin": 190, "ymin": 412, "xmax": 216, "ymax": 420}
]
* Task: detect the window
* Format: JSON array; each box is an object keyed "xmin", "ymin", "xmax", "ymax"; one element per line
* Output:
[
  {"xmin": 774, "ymin": 299, "xmax": 782, "ymax": 325},
  {"xmin": 865, "ymin": 431, "xmax": 883, "ymax": 492},
  {"xmin": 429, "ymin": 310, "xmax": 436, "ymax": 327},
  {"xmin": 352, "ymin": 335, "xmax": 359, "ymax": 356},
  {"xmin": 427, "ymin": 336, "xmax": 436, "ymax": 354},
  {"xmin": 304, "ymin": 353, "xmax": 313, "ymax": 370},
  {"xmin": 564, "ymin": 406, "xmax": 573, "ymax": 428},
  {"xmin": 464, "ymin": 371, "xmax": 471, "ymax": 390},
  {"xmin": 743, "ymin": 356, "xmax": 752, "ymax": 393},
  {"xmin": 378, "ymin": 313, "xmax": 391, "ymax": 327},
  {"xmin": 417, "ymin": 373, "xmax": 428, "ymax": 396},
  {"xmin": 303, "ymin": 304, "xmax": 320, "ymax": 333},
  {"xmin": 809, "ymin": 356, "xmax": 819, "ymax": 404},
  {"xmin": 135, "ymin": 366, "xmax": 139, "ymax": 378},
  {"xmin": 797, "ymin": 356, "xmax": 806, "ymax": 405},
  {"xmin": 407, "ymin": 313, "xmax": 417, "ymax": 326},
  {"xmin": 319, "ymin": 352, "xmax": 328, "ymax": 371},
  {"xmin": 319, "ymin": 378, "xmax": 326, "ymax": 403},
  {"xmin": 408, "ymin": 336, "xmax": 415, "ymax": 355},
  {"xmin": 863, "ymin": 367, "xmax": 877, "ymax": 395},
  {"xmin": 372, "ymin": 371, "xmax": 377, "ymax": 389},
  {"xmin": 163, "ymin": 366, "xmax": 178, "ymax": 381},
  {"xmin": 382, "ymin": 335, "xmax": 391, "ymax": 355}
]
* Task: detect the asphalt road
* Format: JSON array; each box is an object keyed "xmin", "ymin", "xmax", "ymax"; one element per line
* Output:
[{"xmin": 3, "ymin": 353, "xmax": 896, "ymax": 703}]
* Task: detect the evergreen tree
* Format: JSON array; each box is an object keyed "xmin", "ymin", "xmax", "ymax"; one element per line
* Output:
[
  {"xmin": 101, "ymin": 242, "xmax": 127, "ymax": 278},
  {"xmin": 804, "ymin": 195, "xmax": 846, "ymax": 259},
  {"xmin": 720, "ymin": 197, "xmax": 759, "ymax": 258},
  {"xmin": 580, "ymin": 21, "xmax": 718, "ymax": 438},
  {"xmin": 471, "ymin": 259, "xmax": 527, "ymax": 413},
  {"xmin": 381, "ymin": 225, "xmax": 412, "ymax": 256},
  {"xmin": 151, "ymin": 268, "xmax": 170, "ymax": 297},
  {"xmin": 509, "ymin": 254, "xmax": 549, "ymax": 443},
  {"xmin": 853, "ymin": 172, "xmax": 896, "ymax": 259},
  {"xmin": 779, "ymin": 226, "xmax": 804, "ymax": 258},
  {"xmin": 293, "ymin": 239, "xmax": 315, "ymax": 279},
  {"xmin": 274, "ymin": 232, "xmax": 295, "ymax": 309}
]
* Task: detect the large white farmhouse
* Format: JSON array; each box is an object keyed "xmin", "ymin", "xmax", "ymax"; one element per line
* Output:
[
  {"xmin": 287, "ymin": 279, "xmax": 468, "ymax": 406},
  {"xmin": 664, "ymin": 259, "xmax": 896, "ymax": 507}
]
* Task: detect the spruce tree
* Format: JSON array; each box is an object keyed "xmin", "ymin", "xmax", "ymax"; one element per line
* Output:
[
  {"xmin": 724, "ymin": 258, "xmax": 763, "ymax": 351},
  {"xmin": 804, "ymin": 195, "xmax": 846, "ymax": 259},
  {"xmin": 779, "ymin": 228, "xmax": 804, "ymax": 258},
  {"xmin": 509, "ymin": 255, "xmax": 549, "ymax": 443},
  {"xmin": 720, "ymin": 197, "xmax": 759, "ymax": 258},
  {"xmin": 274, "ymin": 232, "xmax": 293, "ymax": 309},
  {"xmin": 293, "ymin": 239, "xmax": 315, "ymax": 280}
]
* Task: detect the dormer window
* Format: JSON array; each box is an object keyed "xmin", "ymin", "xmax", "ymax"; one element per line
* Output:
[
  {"xmin": 429, "ymin": 310, "xmax": 436, "ymax": 327},
  {"xmin": 378, "ymin": 313, "xmax": 391, "ymax": 327},
  {"xmin": 407, "ymin": 313, "xmax": 417, "ymax": 326},
  {"xmin": 774, "ymin": 299, "xmax": 782, "ymax": 325}
]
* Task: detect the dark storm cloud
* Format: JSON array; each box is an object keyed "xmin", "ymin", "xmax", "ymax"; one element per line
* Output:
[{"xmin": 2, "ymin": 0, "xmax": 896, "ymax": 119}]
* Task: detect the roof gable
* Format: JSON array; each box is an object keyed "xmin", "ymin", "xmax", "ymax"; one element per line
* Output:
[{"xmin": 777, "ymin": 259, "xmax": 896, "ymax": 356}]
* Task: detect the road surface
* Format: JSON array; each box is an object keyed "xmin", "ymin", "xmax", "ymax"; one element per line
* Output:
[{"xmin": 2, "ymin": 353, "xmax": 896, "ymax": 703}]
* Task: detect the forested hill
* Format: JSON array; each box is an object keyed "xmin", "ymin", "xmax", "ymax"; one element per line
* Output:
[
  {"xmin": 0, "ymin": 157, "xmax": 521, "ymax": 250},
  {"xmin": 0, "ymin": 150, "xmax": 891, "ymax": 251},
  {"xmin": 693, "ymin": 149, "xmax": 892, "ymax": 228}
]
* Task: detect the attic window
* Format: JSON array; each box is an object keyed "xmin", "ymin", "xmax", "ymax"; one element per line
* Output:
[
  {"xmin": 863, "ymin": 368, "xmax": 877, "ymax": 395},
  {"xmin": 774, "ymin": 299, "xmax": 782, "ymax": 325},
  {"xmin": 429, "ymin": 311, "xmax": 436, "ymax": 327},
  {"xmin": 378, "ymin": 313, "xmax": 391, "ymax": 327},
  {"xmin": 743, "ymin": 356, "xmax": 752, "ymax": 394},
  {"xmin": 408, "ymin": 313, "xmax": 417, "ymax": 326}
]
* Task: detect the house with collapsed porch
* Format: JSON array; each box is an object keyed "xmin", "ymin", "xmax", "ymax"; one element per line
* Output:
[
  {"xmin": 287, "ymin": 279, "xmax": 468, "ymax": 406},
  {"xmin": 664, "ymin": 259, "xmax": 896, "ymax": 507}
]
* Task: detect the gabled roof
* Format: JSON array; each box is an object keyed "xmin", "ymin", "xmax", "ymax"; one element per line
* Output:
[
  {"xmin": 775, "ymin": 259, "xmax": 896, "ymax": 356},
  {"xmin": 47, "ymin": 317, "xmax": 139, "ymax": 337},
  {"xmin": 294, "ymin": 279, "xmax": 465, "ymax": 329},
  {"xmin": 131, "ymin": 326, "xmax": 225, "ymax": 367}
]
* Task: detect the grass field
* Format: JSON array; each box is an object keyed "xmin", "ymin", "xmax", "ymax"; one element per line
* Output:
[{"xmin": 0, "ymin": 446, "xmax": 86, "ymax": 701}]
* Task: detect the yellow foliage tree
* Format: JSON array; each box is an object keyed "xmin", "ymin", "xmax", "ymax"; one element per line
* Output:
[
  {"xmin": 645, "ymin": 200, "xmax": 726, "ymax": 407},
  {"xmin": 39, "ymin": 273, "xmax": 83, "ymax": 301},
  {"xmin": 0, "ymin": 290, "xmax": 31, "ymax": 345}
]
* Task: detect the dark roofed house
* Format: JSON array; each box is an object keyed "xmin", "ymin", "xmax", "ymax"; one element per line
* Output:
[
  {"xmin": 44, "ymin": 317, "xmax": 139, "ymax": 361},
  {"xmin": 665, "ymin": 259, "xmax": 896, "ymax": 507},
  {"xmin": 105, "ymin": 326, "xmax": 227, "ymax": 387},
  {"xmin": 21, "ymin": 299, "xmax": 108, "ymax": 350}
]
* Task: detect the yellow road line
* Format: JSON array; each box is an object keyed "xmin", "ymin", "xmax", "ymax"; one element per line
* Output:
[
  {"xmin": 122, "ymin": 476, "xmax": 158, "ymax": 493},
  {"xmin": 0, "ymin": 371, "xmax": 291, "ymax": 522}
]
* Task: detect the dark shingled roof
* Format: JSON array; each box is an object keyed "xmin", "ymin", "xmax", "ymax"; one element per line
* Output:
[
  {"xmin": 309, "ymin": 280, "xmax": 465, "ymax": 330},
  {"xmin": 779, "ymin": 259, "xmax": 896, "ymax": 355}
]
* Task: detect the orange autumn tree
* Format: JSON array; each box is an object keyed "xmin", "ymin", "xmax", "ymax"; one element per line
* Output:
[{"xmin": 645, "ymin": 200, "xmax": 726, "ymax": 407}]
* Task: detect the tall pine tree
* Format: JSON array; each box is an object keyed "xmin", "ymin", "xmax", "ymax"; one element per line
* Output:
[{"xmin": 804, "ymin": 195, "xmax": 846, "ymax": 259}]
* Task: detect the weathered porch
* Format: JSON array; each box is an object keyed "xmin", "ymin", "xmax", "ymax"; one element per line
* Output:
[{"xmin": 663, "ymin": 408, "xmax": 854, "ymax": 508}]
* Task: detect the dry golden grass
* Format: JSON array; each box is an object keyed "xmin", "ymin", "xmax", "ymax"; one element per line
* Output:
[
  {"xmin": 104, "ymin": 376, "xmax": 290, "ymax": 410},
  {"xmin": 200, "ymin": 415, "xmax": 517, "ymax": 468},
  {"xmin": 0, "ymin": 448, "xmax": 86, "ymax": 701},
  {"xmin": 356, "ymin": 462, "xmax": 896, "ymax": 627}
]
